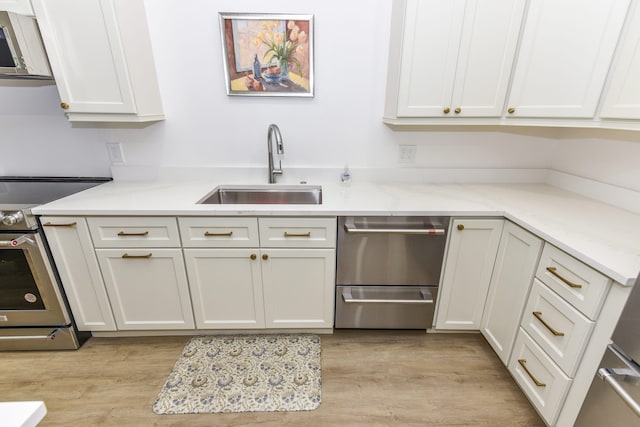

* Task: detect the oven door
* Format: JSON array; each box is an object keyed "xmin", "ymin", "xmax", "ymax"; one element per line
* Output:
[{"xmin": 0, "ymin": 231, "xmax": 69, "ymax": 327}]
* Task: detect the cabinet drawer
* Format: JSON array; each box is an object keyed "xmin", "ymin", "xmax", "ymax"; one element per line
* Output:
[
  {"xmin": 522, "ymin": 279, "xmax": 595, "ymax": 377},
  {"xmin": 258, "ymin": 217, "xmax": 337, "ymax": 248},
  {"xmin": 508, "ymin": 328, "xmax": 572, "ymax": 426},
  {"xmin": 178, "ymin": 217, "xmax": 259, "ymax": 248},
  {"xmin": 536, "ymin": 244, "xmax": 611, "ymax": 320},
  {"xmin": 87, "ymin": 217, "xmax": 180, "ymax": 248}
]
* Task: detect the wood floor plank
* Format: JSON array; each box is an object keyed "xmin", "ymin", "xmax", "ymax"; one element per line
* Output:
[{"xmin": 0, "ymin": 331, "xmax": 544, "ymax": 426}]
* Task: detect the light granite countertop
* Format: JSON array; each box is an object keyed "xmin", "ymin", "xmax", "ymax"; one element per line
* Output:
[{"xmin": 32, "ymin": 180, "xmax": 640, "ymax": 286}]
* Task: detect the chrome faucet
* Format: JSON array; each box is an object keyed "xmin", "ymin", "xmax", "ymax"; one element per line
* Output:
[{"xmin": 267, "ymin": 124, "xmax": 284, "ymax": 183}]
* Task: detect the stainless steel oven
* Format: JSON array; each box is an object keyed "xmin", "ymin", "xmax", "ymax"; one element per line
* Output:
[
  {"xmin": 335, "ymin": 216, "xmax": 450, "ymax": 329},
  {"xmin": 0, "ymin": 176, "xmax": 110, "ymax": 350}
]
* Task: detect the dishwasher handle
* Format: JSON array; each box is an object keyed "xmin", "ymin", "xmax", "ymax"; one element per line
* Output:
[
  {"xmin": 598, "ymin": 367, "xmax": 640, "ymax": 417},
  {"xmin": 341, "ymin": 287, "xmax": 434, "ymax": 304},
  {"xmin": 343, "ymin": 223, "xmax": 445, "ymax": 235}
]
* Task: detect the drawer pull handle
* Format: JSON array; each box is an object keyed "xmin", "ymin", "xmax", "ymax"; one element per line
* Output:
[
  {"xmin": 518, "ymin": 359, "xmax": 546, "ymax": 387},
  {"xmin": 204, "ymin": 231, "xmax": 233, "ymax": 237},
  {"xmin": 250, "ymin": 253, "xmax": 257, "ymax": 260},
  {"xmin": 43, "ymin": 222, "xmax": 77, "ymax": 227},
  {"xmin": 532, "ymin": 311, "xmax": 565, "ymax": 336},
  {"xmin": 284, "ymin": 232, "xmax": 311, "ymax": 237},
  {"xmin": 118, "ymin": 231, "xmax": 149, "ymax": 237},
  {"xmin": 122, "ymin": 253, "xmax": 152, "ymax": 259},
  {"xmin": 262, "ymin": 254, "xmax": 269, "ymax": 260},
  {"xmin": 546, "ymin": 267, "xmax": 582, "ymax": 289}
]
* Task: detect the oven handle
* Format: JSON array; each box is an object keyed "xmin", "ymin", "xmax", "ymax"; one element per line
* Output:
[
  {"xmin": 343, "ymin": 223, "xmax": 445, "ymax": 235},
  {"xmin": 341, "ymin": 288, "xmax": 434, "ymax": 304},
  {"xmin": 0, "ymin": 328, "xmax": 61, "ymax": 340},
  {"xmin": 0, "ymin": 235, "xmax": 35, "ymax": 247}
]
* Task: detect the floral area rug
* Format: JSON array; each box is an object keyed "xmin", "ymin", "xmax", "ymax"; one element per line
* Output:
[{"xmin": 152, "ymin": 334, "xmax": 322, "ymax": 414}]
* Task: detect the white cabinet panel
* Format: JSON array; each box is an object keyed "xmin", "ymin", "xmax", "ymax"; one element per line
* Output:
[
  {"xmin": 41, "ymin": 217, "xmax": 116, "ymax": 331},
  {"xmin": 183, "ymin": 249, "xmax": 265, "ymax": 329},
  {"xmin": 436, "ymin": 218, "xmax": 504, "ymax": 330},
  {"xmin": 87, "ymin": 217, "xmax": 180, "ymax": 248},
  {"xmin": 0, "ymin": 0, "xmax": 33, "ymax": 15},
  {"xmin": 522, "ymin": 280, "xmax": 595, "ymax": 377},
  {"xmin": 601, "ymin": 1, "xmax": 640, "ymax": 119},
  {"xmin": 179, "ymin": 217, "xmax": 259, "ymax": 248},
  {"xmin": 394, "ymin": 0, "xmax": 524, "ymax": 118},
  {"xmin": 261, "ymin": 249, "xmax": 335, "ymax": 329},
  {"xmin": 481, "ymin": 221, "xmax": 542, "ymax": 365},
  {"xmin": 507, "ymin": 0, "xmax": 630, "ymax": 118},
  {"xmin": 258, "ymin": 217, "xmax": 336, "ymax": 248},
  {"xmin": 31, "ymin": 0, "xmax": 163, "ymax": 122},
  {"xmin": 536, "ymin": 244, "xmax": 611, "ymax": 320},
  {"xmin": 96, "ymin": 248, "xmax": 194, "ymax": 330},
  {"xmin": 509, "ymin": 328, "xmax": 572, "ymax": 426}
]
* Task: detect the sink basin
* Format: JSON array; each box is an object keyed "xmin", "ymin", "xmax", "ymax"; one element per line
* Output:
[{"xmin": 198, "ymin": 185, "xmax": 322, "ymax": 205}]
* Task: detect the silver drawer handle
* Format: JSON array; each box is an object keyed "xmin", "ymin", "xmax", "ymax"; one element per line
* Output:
[
  {"xmin": 341, "ymin": 288, "xmax": 434, "ymax": 304},
  {"xmin": 344, "ymin": 223, "xmax": 445, "ymax": 235},
  {"xmin": 598, "ymin": 368, "xmax": 640, "ymax": 416},
  {"xmin": 0, "ymin": 328, "xmax": 60, "ymax": 340}
]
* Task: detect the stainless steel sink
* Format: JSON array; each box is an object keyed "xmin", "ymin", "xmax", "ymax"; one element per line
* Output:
[{"xmin": 198, "ymin": 185, "xmax": 322, "ymax": 205}]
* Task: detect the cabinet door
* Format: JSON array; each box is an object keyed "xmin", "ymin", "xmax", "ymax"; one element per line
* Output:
[
  {"xmin": 600, "ymin": 2, "xmax": 640, "ymax": 119},
  {"xmin": 449, "ymin": 0, "xmax": 525, "ymax": 117},
  {"xmin": 30, "ymin": 0, "xmax": 163, "ymax": 121},
  {"xmin": 435, "ymin": 219, "xmax": 504, "ymax": 330},
  {"xmin": 506, "ymin": 0, "xmax": 630, "ymax": 118},
  {"xmin": 41, "ymin": 217, "xmax": 116, "ymax": 331},
  {"xmin": 394, "ymin": 0, "xmax": 524, "ymax": 118},
  {"xmin": 480, "ymin": 222, "xmax": 542, "ymax": 364},
  {"xmin": 96, "ymin": 248, "xmax": 194, "ymax": 330},
  {"xmin": 261, "ymin": 249, "xmax": 335, "ymax": 329},
  {"xmin": 183, "ymin": 249, "xmax": 265, "ymax": 329},
  {"xmin": 395, "ymin": 0, "xmax": 463, "ymax": 117}
]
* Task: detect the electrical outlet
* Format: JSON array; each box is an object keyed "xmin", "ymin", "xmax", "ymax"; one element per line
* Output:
[
  {"xmin": 107, "ymin": 142, "xmax": 125, "ymax": 163},
  {"xmin": 398, "ymin": 144, "xmax": 416, "ymax": 163}
]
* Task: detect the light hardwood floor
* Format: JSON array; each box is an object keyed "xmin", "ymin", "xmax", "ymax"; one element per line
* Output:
[{"xmin": 0, "ymin": 331, "xmax": 544, "ymax": 426}]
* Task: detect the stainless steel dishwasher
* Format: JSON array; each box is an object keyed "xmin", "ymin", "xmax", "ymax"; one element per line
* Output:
[{"xmin": 335, "ymin": 216, "xmax": 449, "ymax": 329}]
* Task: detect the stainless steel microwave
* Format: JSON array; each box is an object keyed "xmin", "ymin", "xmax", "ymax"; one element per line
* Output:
[{"xmin": 0, "ymin": 11, "xmax": 51, "ymax": 79}]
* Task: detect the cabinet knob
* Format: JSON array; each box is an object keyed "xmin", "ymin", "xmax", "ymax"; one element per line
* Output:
[
  {"xmin": 60, "ymin": 102, "xmax": 69, "ymax": 110},
  {"xmin": 250, "ymin": 254, "xmax": 257, "ymax": 260},
  {"xmin": 454, "ymin": 107, "xmax": 461, "ymax": 114},
  {"xmin": 443, "ymin": 107, "xmax": 451, "ymax": 114},
  {"xmin": 508, "ymin": 107, "xmax": 515, "ymax": 114},
  {"xmin": 262, "ymin": 254, "xmax": 269, "ymax": 260},
  {"xmin": 457, "ymin": 224, "xmax": 465, "ymax": 231}
]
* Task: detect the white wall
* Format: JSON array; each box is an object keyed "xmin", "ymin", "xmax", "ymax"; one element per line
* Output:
[{"xmin": 0, "ymin": 0, "xmax": 637, "ymax": 194}]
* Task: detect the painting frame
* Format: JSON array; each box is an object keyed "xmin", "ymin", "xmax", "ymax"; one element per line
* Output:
[{"xmin": 219, "ymin": 13, "xmax": 315, "ymax": 97}]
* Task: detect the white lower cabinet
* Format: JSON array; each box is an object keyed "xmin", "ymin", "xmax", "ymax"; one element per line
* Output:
[
  {"xmin": 261, "ymin": 248, "xmax": 335, "ymax": 328},
  {"xmin": 508, "ymin": 328, "xmax": 572, "ymax": 425},
  {"xmin": 95, "ymin": 248, "xmax": 194, "ymax": 330},
  {"xmin": 435, "ymin": 218, "xmax": 504, "ymax": 330},
  {"xmin": 183, "ymin": 248, "xmax": 265, "ymax": 329},
  {"xmin": 480, "ymin": 221, "xmax": 543, "ymax": 364},
  {"xmin": 179, "ymin": 216, "xmax": 336, "ymax": 330},
  {"xmin": 41, "ymin": 217, "xmax": 116, "ymax": 331}
]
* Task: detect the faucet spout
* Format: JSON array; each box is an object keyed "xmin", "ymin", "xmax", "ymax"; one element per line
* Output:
[{"xmin": 267, "ymin": 124, "xmax": 284, "ymax": 183}]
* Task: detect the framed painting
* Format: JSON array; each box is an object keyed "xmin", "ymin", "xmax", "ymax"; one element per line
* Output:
[{"xmin": 219, "ymin": 13, "xmax": 314, "ymax": 97}]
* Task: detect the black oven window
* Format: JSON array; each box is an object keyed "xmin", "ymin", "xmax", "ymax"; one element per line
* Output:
[
  {"xmin": 0, "ymin": 249, "xmax": 46, "ymax": 310},
  {"xmin": 0, "ymin": 28, "xmax": 18, "ymax": 68}
]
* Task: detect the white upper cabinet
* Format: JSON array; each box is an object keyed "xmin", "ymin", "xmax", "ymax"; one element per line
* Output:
[
  {"xmin": 0, "ymin": 0, "xmax": 33, "ymax": 15},
  {"xmin": 30, "ymin": 0, "xmax": 164, "ymax": 122},
  {"xmin": 506, "ymin": 0, "xmax": 630, "ymax": 118},
  {"xmin": 601, "ymin": 1, "xmax": 640, "ymax": 119},
  {"xmin": 389, "ymin": 0, "xmax": 525, "ymax": 118}
]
